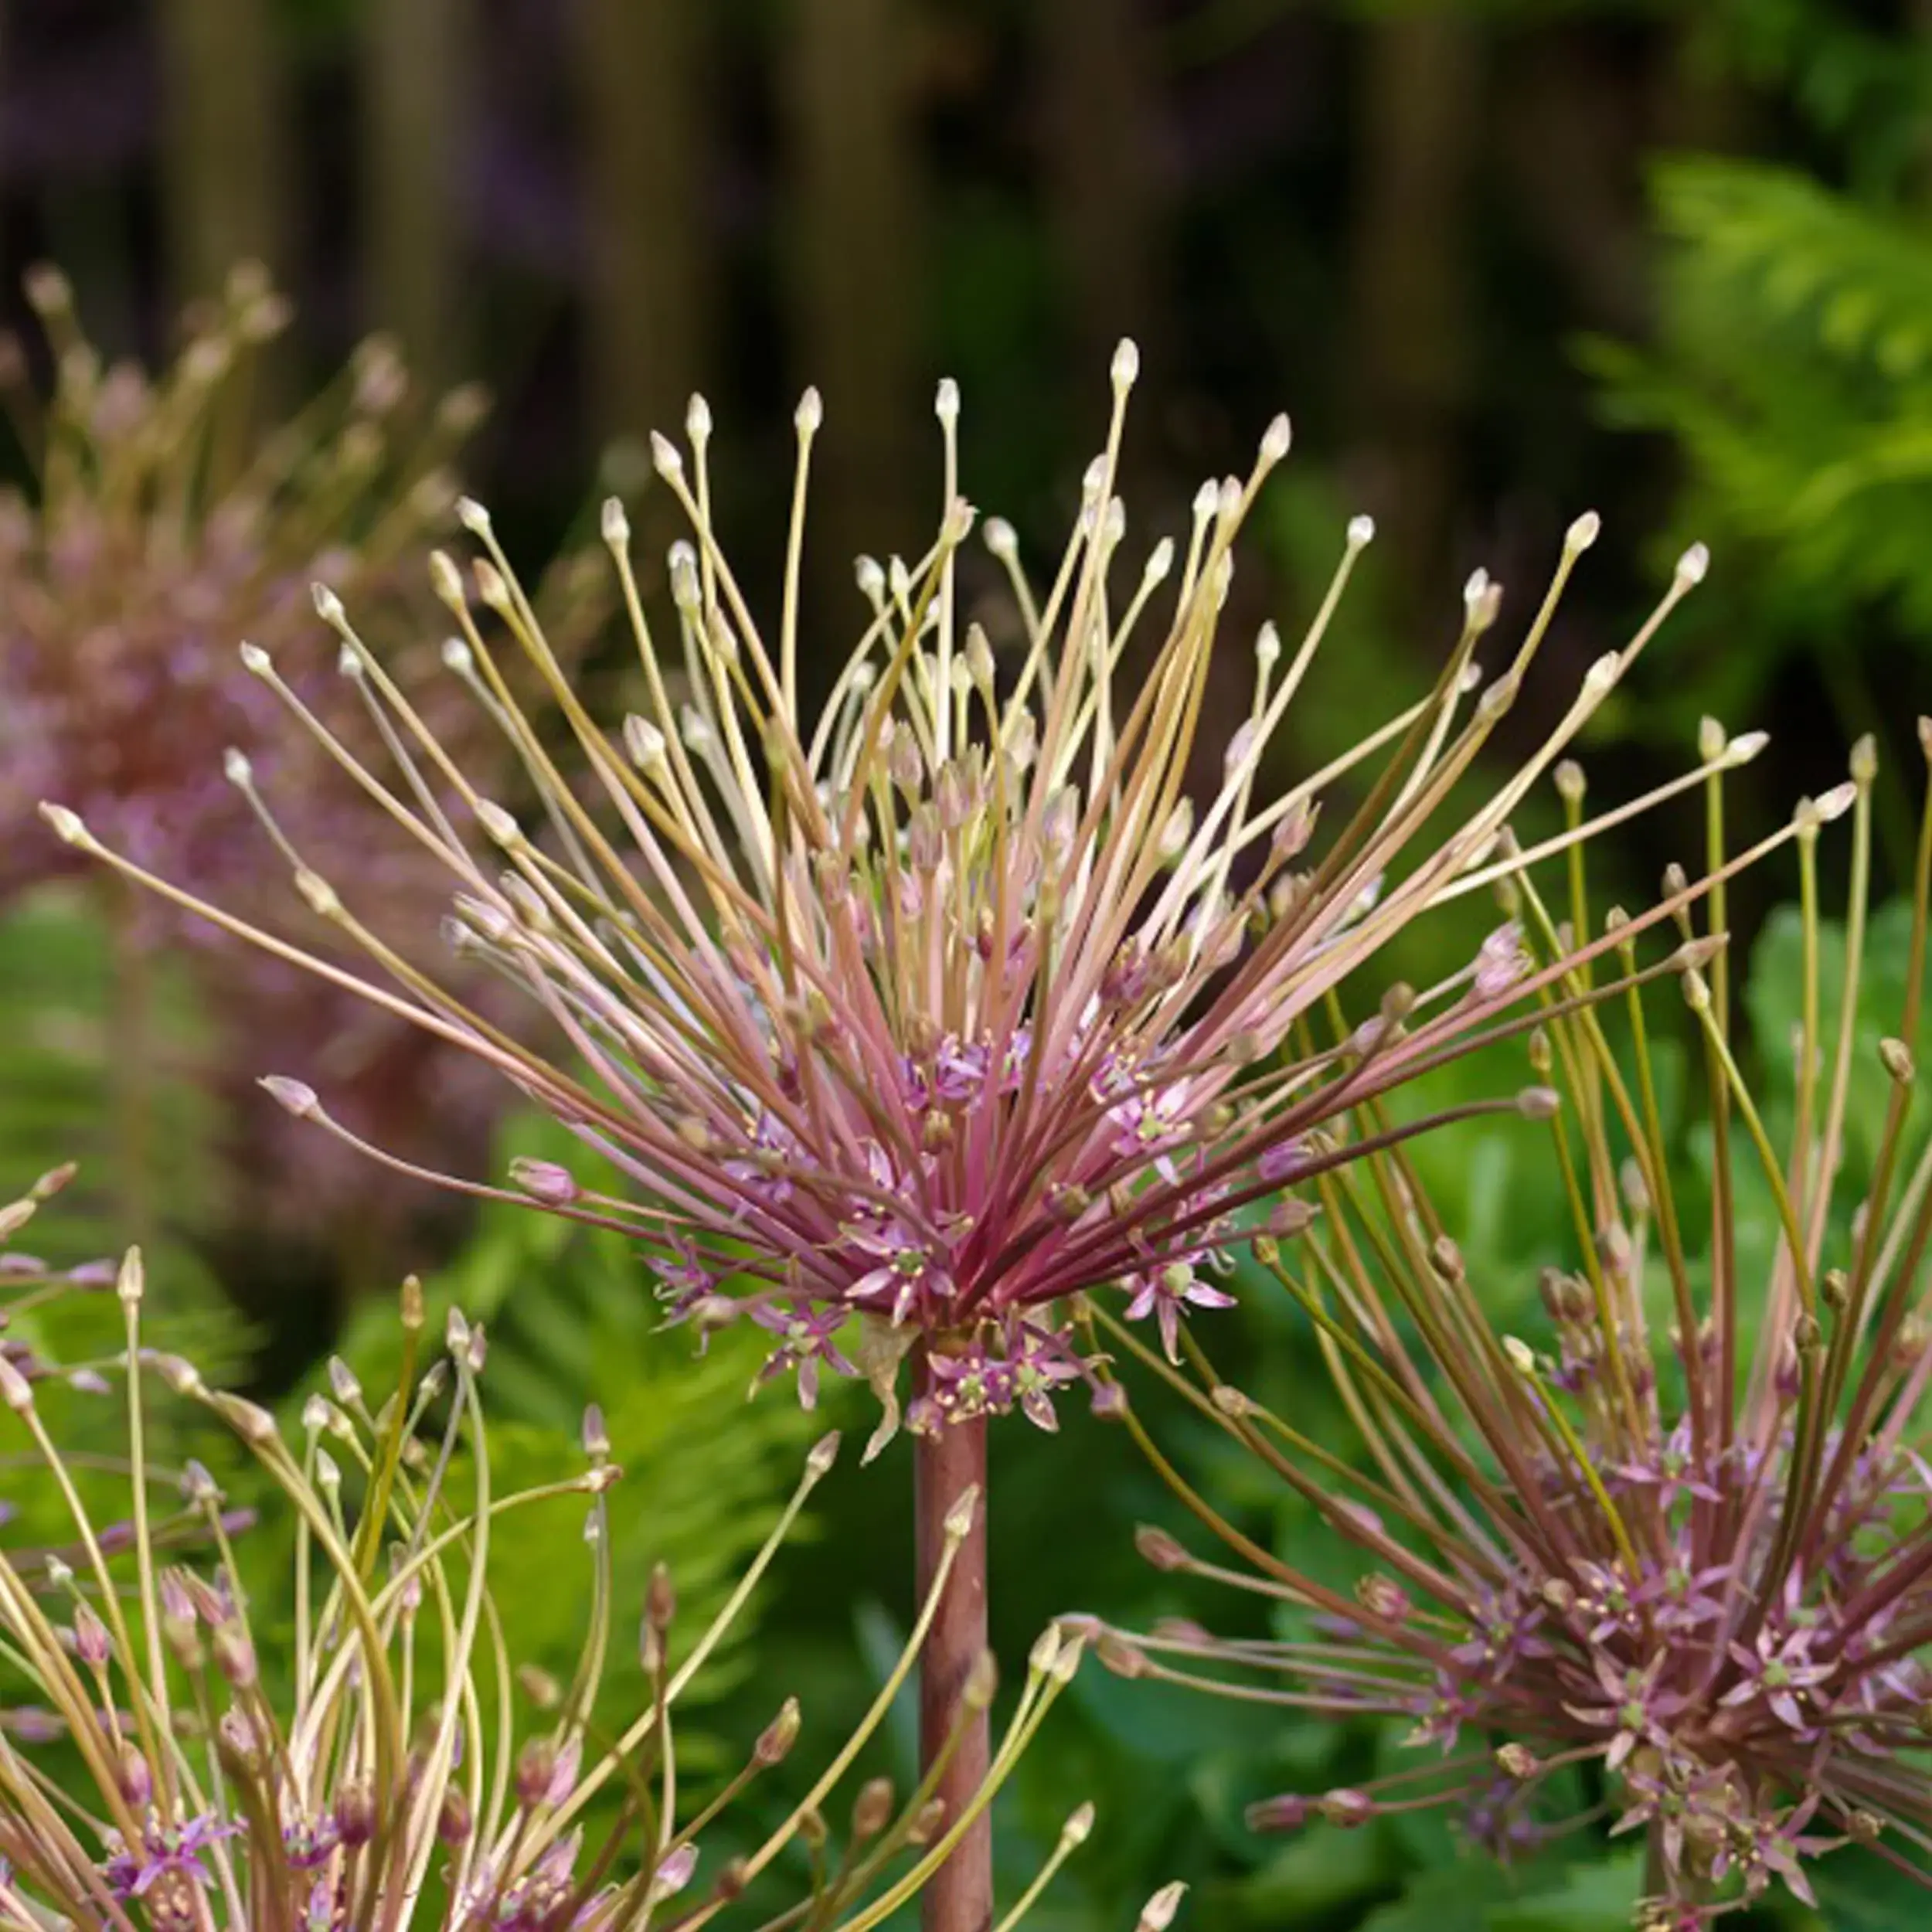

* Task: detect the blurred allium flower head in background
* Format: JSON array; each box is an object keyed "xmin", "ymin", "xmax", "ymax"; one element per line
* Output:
[
  {"xmin": 0, "ymin": 260, "xmax": 484, "ymax": 910},
  {"xmin": 0, "ymin": 1165, "xmax": 1111, "ymax": 1931},
  {"xmin": 1096, "ymin": 729, "xmax": 1932, "ymax": 1924},
  {"xmin": 48, "ymin": 340, "xmax": 1727, "ymax": 1443},
  {"xmin": 0, "ymin": 263, "xmax": 604, "ymax": 1243}
]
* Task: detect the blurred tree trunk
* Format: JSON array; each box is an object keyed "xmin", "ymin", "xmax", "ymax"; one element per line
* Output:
[
  {"xmin": 1037, "ymin": 0, "xmax": 1165, "ymax": 392},
  {"xmin": 1914, "ymin": 0, "xmax": 1932, "ymax": 203},
  {"xmin": 157, "ymin": 0, "xmax": 291, "ymax": 309},
  {"xmin": 1348, "ymin": 8, "xmax": 1480, "ymax": 621},
  {"xmin": 1503, "ymin": 33, "xmax": 1645, "ymax": 339},
  {"xmin": 364, "ymin": 0, "xmax": 469, "ymax": 385},
  {"xmin": 787, "ymin": 0, "xmax": 924, "ymax": 633},
  {"xmin": 576, "ymin": 0, "xmax": 710, "ymax": 453},
  {"xmin": 1652, "ymin": 8, "xmax": 1750, "ymax": 157}
]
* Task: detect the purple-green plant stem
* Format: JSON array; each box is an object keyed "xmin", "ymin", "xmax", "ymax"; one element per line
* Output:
[{"xmin": 915, "ymin": 1352, "xmax": 992, "ymax": 1932}]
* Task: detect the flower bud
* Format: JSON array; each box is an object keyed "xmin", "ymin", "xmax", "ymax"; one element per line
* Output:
[
  {"xmin": 965, "ymin": 1647, "xmax": 1000, "ymax": 1709},
  {"xmin": 1134, "ymin": 1524, "xmax": 1189, "ymax": 1572},
  {"xmin": 334, "ymin": 1780, "xmax": 376, "ymax": 1846},
  {"xmin": 1355, "ymin": 1574, "xmax": 1410, "ymax": 1624},
  {"xmin": 1138, "ymin": 1883, "xmax": 1188, "ymax": 1932},
  {"xmin": 116, "ymin": 1743, "xmax": 152, "ymax": 1808},
  {"xmin": 652, "ymin": 1844, "xmax": 699, "ymax": 1900},
  {"xmin": 852, "ymin": 1776, "xmax": 895, "ymax": 1840},
  {"xmin": 755, "ymin": 1697, "xmax": 801, "ymax": 1765},
  {"xmin": 517, "ymin": 1665, "xmax": 562, "ymax": 1710},
  {"xmin": 437, "ymin": 1785, "xmax": 473, "ymax": 1845},
  {"xmin": 216, "ymin": 1709, "xmax": 262, "ymax": 1776},
  {"xmin": 1320, "ymin": 1787, "xmax": 1374, "ymax": 1829},
  {"xmin": 213, "ymin": 1621, "xmax": 257, "ymax": 1689},
  {"xmin": 1247, "ymin": 1792, "xmax": 1308, "ymax": 1832},
  {"xmin": 516, "ymin": 1737, "xmax": 556, "ymax": 1807},
  {"xmin": 511, "ymin": 1158, "xmax": 581, "ymax": 1206},
  {"xmin": 647, "ymin": 1563, "xmax": 676, "ymax": 1634},
  {"xmin": 72, "ymin": 1603, "xmax": 110, "ymax": 1669}
]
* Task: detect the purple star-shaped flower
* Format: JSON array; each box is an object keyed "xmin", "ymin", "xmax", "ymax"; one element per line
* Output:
[{"xmin": 1123, "ymin": 1259, "xmax": 1236, "ymax": 1363}]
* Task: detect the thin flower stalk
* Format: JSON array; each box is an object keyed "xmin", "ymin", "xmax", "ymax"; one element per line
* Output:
[
  {"xmin": 46, "ymin": 347, "xmax": 1726, "ymax": 1932},
  {"xmin": 0, "ymin": 1166, "xmax": 1097, "ymax": 1932},
  {"xmin": 36, "ymin": 349, "xmax": 1732, "ymax": 1433},
  {"xmin": 1094, "ymin": 727, "xmax": 1932, "ymax": 1925}
]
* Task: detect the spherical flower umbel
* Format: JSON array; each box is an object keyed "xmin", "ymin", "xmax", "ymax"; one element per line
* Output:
[
  {"xmin": 1095, "ymin": 732, "xmax": 1932, "ymax": 1924},
  {"xmin": 46, "ymin": 345, "xmax": 1724, "ymax": 1444},
  {"xmin": 0, "ymin": 1168, "xmax": 1105, "ymax": 1931}
]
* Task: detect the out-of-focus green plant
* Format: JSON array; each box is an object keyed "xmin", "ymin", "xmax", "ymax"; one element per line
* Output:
[
  {"xmin": 1686, "ymin": 2, "xmax": 1932, "ymax": 194},
  {"xmin": 0, "ymin": 887, "xmax": 226, "ymax": 1305},
  {"xmin": 1590, "ymin": 5, "xmax": 1932, "ymax": 862},
  {"xmin": 1595, "ymin": 155, "xmax": 1932, "ymax": 645},
  {"xmin": 325, "ymin": 1111, "xmax": 825, "ymax": 1740}
]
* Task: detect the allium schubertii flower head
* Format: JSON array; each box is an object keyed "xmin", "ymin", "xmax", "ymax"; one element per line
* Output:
[
  {"xmin": 0, "ymin": 260, "xmax": 481, "ymax": 913},
  {"xmin": 0, "ymin": 1165, "xmax": 1117, "ymax": 1931},
  {"xmin": 41, "ymin": 339, "xmax": 1726, "ymax": 1448},
  {"xmin": 0, "ymin": 261, "xmax": 607, "ymax": 1247},
  {"xmin": 1094, "ymin": 727, "xmax": 1932, "ymax": 1925}
]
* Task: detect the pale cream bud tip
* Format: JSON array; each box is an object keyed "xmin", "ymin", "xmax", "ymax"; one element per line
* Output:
[
  {"xmin": 600, "ymin": 497, "xmax": 630, "ymax": 546},
  {"xmin": 1566, "ymin": 509, "xmax": 1601, "ymax": 552},
  {"xmin": 1347, "ymin": 513, "xmax": 1375, "ymax": 547},
  {"xmin": 39, "ymin": 802, "xmax": 89, "ymax": 845},
  {"xmin": 260, "ymin": 1076, "xmax": 321, "ymax": 1118}
]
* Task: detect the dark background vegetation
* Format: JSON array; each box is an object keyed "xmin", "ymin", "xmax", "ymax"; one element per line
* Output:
[{"xmin": 5, "ymin": 4, "xmax": 1932, "ymax": 1929}]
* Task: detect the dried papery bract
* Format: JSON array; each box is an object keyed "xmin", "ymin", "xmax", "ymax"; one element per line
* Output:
[
  {"xmin": 49, "ymin": 347, "xmax": 1732, "ymax": 1932},
  {"xmin": 1095, "ymin": 730, "xmax": 1932, "ymax": 1923},
  {"xmin": 0, "ymin": 1177, "xmax": 1097, "ymax": 1932}
]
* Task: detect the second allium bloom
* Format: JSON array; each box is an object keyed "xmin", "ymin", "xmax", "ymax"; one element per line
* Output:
[{"xmin": 49, "ymin": 345, "xmax": 1710, "ymax": 1442}]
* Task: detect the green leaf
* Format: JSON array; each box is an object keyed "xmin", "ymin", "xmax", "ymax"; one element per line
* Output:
[
  {"xmin": 1485, "ymin": 1852, "xmax": 1643, "ymax": 1932},
  {"xmin": 1811, "ymin": 1846, "xmax": 1932, "ymax": 1932}
]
